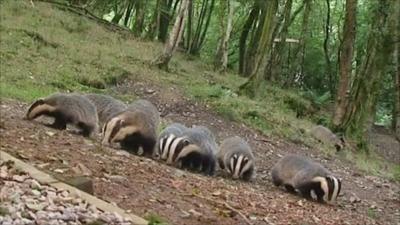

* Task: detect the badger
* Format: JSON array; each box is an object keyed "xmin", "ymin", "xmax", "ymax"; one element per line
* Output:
[
  {"xmin": 101, "ymin": 99, "xmax": 160, "ymax": 156},
  {"xmin": 309, "ymin": 125, "xmax": 344, "ymax": 151},
  {"xmin": 271, "ymin": 154, "xmax": 342, "ymax": 204},
  {"xmin": 25, "ymin": 93, "xmax": 98, "ymax": 137},
  {"xmin": 217, "ymin": 136, "xmax": 255, "ymax": 181},
  {"xmin": 157, "ymin": 122, "xmax": 189, "ymax": 162},
  {"xmin": 84, "ymin": 93, "xmax": 127, "ymax": 128},
  {"xmin": 168, "ymin": 125, "xmax": 218, "ymax": 175}
]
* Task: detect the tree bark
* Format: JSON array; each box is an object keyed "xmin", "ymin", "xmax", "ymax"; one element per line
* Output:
[
  {"xmin": 123, "ymin": 0, "xmax": 135, "ymax": 27},
  {"xmin": 332, "ymin": 0, "xmax": 357, "ymax": 130},
  {"xmin": 239, "ymin": 0, "xmax": 279, "ymax": 97},
  {"xmin": 214, "ymin": 0, "xmax": 234, "ymax": 72},
  {"xmin": 154, "ymin": 0, "xmax": 190, "ymax": 70},
  {"xmin": 158, "ymin": 0, "xmax": 175, "ymax": 42},
  {"xmin": 186, "ymin": 0, "xmax": 215, "ymax": 55},
  {"xmin": 134, "ymin": 0, "xmax": 146, "ymax": 36},
  {"xmin": 286, "ymin": 0, "xmax": 311, "ymax": 87},
  {"xmin": 323, "ymin": 0, "xmax": 334, "ymax": 95},
  {"xmin": 146, "ymin": 0, "xmax": 161, "ymax": 40},
  {"xmin": 392, "ymin": 0, "xmax": 400, "ymax": 141},
  {"xmin": 238, "ymin": 5, "xmax": 259, "ymax": 76},
  {"xmin": 264, "ymin": 0, "xmax": 293, "ymax": 82},
  {"xmin": 339, "ymin": 0, "xmax": 394, "ymax": 149}
]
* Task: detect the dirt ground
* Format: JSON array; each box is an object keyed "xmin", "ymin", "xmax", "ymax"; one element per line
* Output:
[{"xmin": 0, "ymin": 79, "xmax": 399, "ymax": 225}]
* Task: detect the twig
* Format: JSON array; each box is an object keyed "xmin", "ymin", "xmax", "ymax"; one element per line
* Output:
[
  {"xmin": 254, "ymin": 138, "xmax": 277, "ymax": 146},
  {"xmin": 184, "ymin": 193, "xmax": 253, "ymax": 225},
  {"xmin": 30, "ymin": 0, "xmax": 35, "ymax": 7}
]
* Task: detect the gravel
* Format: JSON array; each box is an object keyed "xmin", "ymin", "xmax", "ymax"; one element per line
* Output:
[{"xmin": 0, "ymin": 160, "xmax": 133, "ymax": 225}]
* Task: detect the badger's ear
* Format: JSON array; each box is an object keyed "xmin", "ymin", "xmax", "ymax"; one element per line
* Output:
[{"xmin": 182, "ymin": 139, "xmax": 190, "ymax": 146}]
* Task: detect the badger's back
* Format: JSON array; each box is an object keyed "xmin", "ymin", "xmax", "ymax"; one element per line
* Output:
[
  {"xmin": 127, "ymin": 99, "xmax": 160, "ymax": 128},
  {"xmin": 218, "ymin": 136, "xmax": 253, "ymax": 160},
  {"xmin": 159, "ymin": 123, "xmax": 188, "ymax": 139},
  {"xmin": 174, "ymin": 126, "xmax": 218, "ymax": 175},
  {"xmin": 185, "ymin": 126, "xmax": 218, "ymax": 155},
  {"xmin": 84, "ymin": 94, "xmax": 127, "ymax": 125},
  {"xmin": 26, "ymin": 93, "xmax": 98, "ymax": 136},
  {"xmin": 271, "ymin": 154, "xmax": 330, "ymax": 187}
]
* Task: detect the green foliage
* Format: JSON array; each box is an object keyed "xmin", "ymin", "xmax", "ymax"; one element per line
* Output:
[
  {"xmin": 145, "ymin": 214, "xmax": 169, "ymax": 225},
  {"xmin": 0, "ymin": 206, "xmax": 9, "ymax": 216}
]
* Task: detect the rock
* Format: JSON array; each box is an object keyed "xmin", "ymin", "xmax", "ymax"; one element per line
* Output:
[
  {"xmin": 212, "ymin": 191, "xmax": 222, "ymax": 196},
  {"xmin": 263, "ymin": 217, "xmax": 275, "ymax": 225},
  {"xmin": 31, "ymin": 190, "xmax": 41, "ymax": 196},
  {"xmin": 26, "ymin": 203, "xmax": 46, "ymax": 212},
  {"xmin": 0, "ymin": 166, "xmax": 8, "ymax": 178},
  {"xmin": 53, "ymin": 169, "xmax": 65, "ymax": 174},
  {"xmin": 145, "ymin": 89, "xmax": 156, "ymax": 94},
  {"xmin": 65, "ymin": 176, "xmax": 94, "ymax": 195},
  {"xmin": 349, "ymin": 195, "xmax": 361, "ymax": 203},
  {"xmin": 28, "ymin": 179, "xmax": 42, "ymax": 190},
  {"xmin": 105, "ymin": 174, "xmax": 127, "ymax": 183},
  {"xmin": 249, "ymin": 215, "xmax": 257, "ymax": 221},
  {"xmin": 180, "ymin": 210, "xmax": 191, "ymax": 218},
  {"xmin": 13, "ymin": 175, "xmax": 27, "ymax": 182},
  {"xmin": 188, "ymin": 209, "xmax": 202, "ymax": 217},
  {"xmin": 45, "ymin": 131, "xmax": 55, "ymax": 137},
  {"xmin": 77, "ymin": 163, "xmax": 92, "ymax": 176}
]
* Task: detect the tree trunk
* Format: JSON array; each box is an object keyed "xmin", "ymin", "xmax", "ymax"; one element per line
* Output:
[
  {"xmin": 392, "ymin": 0, "xmax": 400, "ymax": 141},
  {"xmin": 238, "ymin": 5, "xmax": 259, "ymax": 76},
  {"xmin": 134, "ymin": 0, "xmax": 146, "ymax": 36},
  {"xmin": 146, "ymin": 0, "xmax": 160, "ymax": 40},
  {"xmin": 239, "ymin": 0, "xmax": 279, "ymax": 97},
  {"xmin": 264, "ymin": 0, "xmax": 293, "ymax": 82},
  {"xmin": 286, "ymin": 0, "xmax": 311, "ymax": 87},
  {"xmin": 332, "ymin": 0, "xmax": 357, "ymax": 130},
  {"xmin": 158, "ymin": 0, "xmax": 174, "ymax": 42},
  {"xmin": 340, "ymin": 0, "xmax": 394, "ymax": 149},
  {"xmin": 154, "ymin": 0, "xmax": 190, "ymax": 70},
  {"xmin": 214, "ymin": 0, "xmax": 234, "ymax": 72},
  {"xmin": 323, "ymin": 0, "xmax": 334, "ymax": 95},
  {"xmin": 186, "ymin": 0, "xmax": 215, "ymax": 55},
  {"xmin": 123, "ymin": 0, "xmax": 135, "ymax": 27}
]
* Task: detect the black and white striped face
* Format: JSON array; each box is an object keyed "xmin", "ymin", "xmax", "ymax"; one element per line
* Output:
[
  {"xmin": 158, "ymin": 134, "xmax": 190, "ymax": 164},
  {"xmin": 311, "ymin": 176, "xmax": 342, "ymax": 204},
  {"xmin": 101, "ymin": 116, "xmax": 139, "ymax": 145},
  {"xmin": 227, "ymin": 153, "xmax": 253, "ymax": 180}
]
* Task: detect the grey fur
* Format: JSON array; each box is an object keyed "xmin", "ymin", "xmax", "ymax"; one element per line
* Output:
[
  {"xmin": 157, "ymin": 123, "xmax": 188, "ymax": 159},
  {"xmin": 218, "ymin": 136, "xmax": 255, "ymax": 181},
  {"xmin": 173, "ymin": 126, "xmax": 218, "ymax": 175},
  {"xmin": 101, "ymin": 99, "xmax": 160, "ymax": 156},
  {"xmin": 26, "ymin": 93, "xmax": 98, "ymax": 137},
  {"xmin": 271, "ymin": 154, "xmax": 341, "ymax": 203},
  {"xmin": 84, "ymin": 94, "xmax": 127, "ymax": 128}
]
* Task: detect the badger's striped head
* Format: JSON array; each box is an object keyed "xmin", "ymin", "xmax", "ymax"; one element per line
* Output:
[
  {"xmin": 310, "ymin": 176, "xmax": 342, "ymax": 204},
  {"xmin": 158, "ymin": 134, "xmax": 190, "ymax": 164},
  {"xmin": 227, "ymin": 153, "xmax": 254, "ymax": 180},
  {"xmin": 101, "ymin": 111, "xmax": 155, "ymax": 156},
  {"xmin": 26, "ymin": 99, "xmax": 56, "ymax": 120}
]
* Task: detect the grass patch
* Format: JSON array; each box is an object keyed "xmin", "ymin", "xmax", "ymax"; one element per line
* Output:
[
  {"xmin": 0, "ymin": 206, "xmax": 9, "ymax": 216},
  {"xmin": 341, "ymin": 150, "xmax": 400, "ymax": 181},
  {"xmin": 145, "ymin": 213, "xmax": 169, "ymax": 225}
]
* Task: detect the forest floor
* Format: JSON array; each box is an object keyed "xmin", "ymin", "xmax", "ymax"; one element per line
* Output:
[
  {"xmin": 1, "ymin": 78, "xmax": 399, "ymax": 225},
  {"xmin": 1, "ymin": 1, "xmax": 399, "ymax": 224}
]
